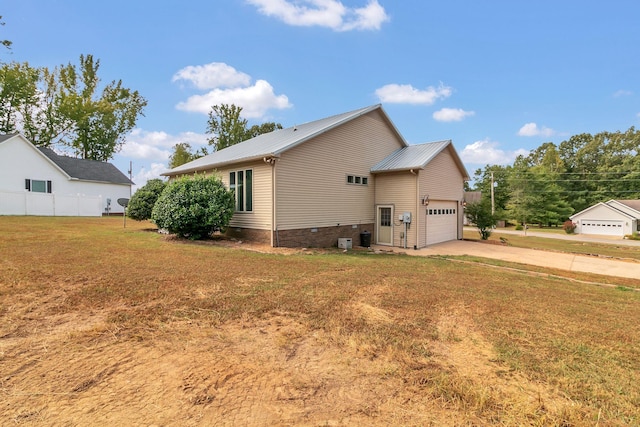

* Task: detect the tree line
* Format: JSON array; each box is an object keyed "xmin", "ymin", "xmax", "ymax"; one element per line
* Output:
[{"xmin": 470, "ymin": 128, "xmax": 640, "ymax": 227}]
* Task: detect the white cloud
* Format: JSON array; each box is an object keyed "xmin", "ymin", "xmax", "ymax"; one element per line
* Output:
[
  {"xmin": 121, "ymin": 130, "xmax": 210, "ymax": 191},
  {"xmin": 247, "ymin": 0, "xmax": 389, "ymax": 31},
  {"xmin": 461, "ymin": 139, "xmax": 528, "ymax": 165},
  {"xmin": 172, "ymin": 63, "xmax": 251, "ymax": 90},
  {"xmin": 131, "ymin": 163, "xmax": 170, "ymax": 192},
  {"xmin": 375, "ymin": 83, "xmax": 452, "ymax": 105},
  {"xmin": 176, "ymin": 79, "xmax": 291, "ymax": 118},
  {"xmin": 517, "ymin": 122, "xmax": 555, "ymax": 137},
  {"xmin": 173, "ymin": 62, "xmax": 292, "ymax": 118},
  {"xmin": 433, "ymin": 108, "xmax": 475, "ymax": 122},
  {"xmin": 121, "ymin": 129, "xmax": 208, "ymax": 161},
  {"xmin": 613, "ymin": 89, "xmax": 632, "ymax": 97}
]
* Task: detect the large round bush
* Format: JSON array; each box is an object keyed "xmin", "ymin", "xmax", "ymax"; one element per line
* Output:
[
  {"xmin": 151, "ymin": 174, "xmax": 235, "ymax": 239},
  {"xmin": 127, "ymin": 178, "xmax": 167, "ymax": 221}
]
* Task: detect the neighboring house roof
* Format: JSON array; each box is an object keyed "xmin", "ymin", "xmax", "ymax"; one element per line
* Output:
[
  {"xmin": 370, "ymin": 139, "xmax": 470, "ymax": 179},
  {"xmin": 570, "ymin": 200, "xmax": 640, "ymax": 221},
  {"xmin": 163, "ymin": 104, "xmax": 407, "ymax": 176},
  {"xmin": 614, "ymin": 199, "xmax": 640, "ymax": 213},
  {"xmin": 0, "ymin": 133, "xmax": 18, "ymax": 144},
  {"xmin": 0, "ymin": 133, "xmax": 132, "ymax": 185},
  {"xmin": 38, "ymin": 147, "xmax": 133, "ymax": 185}
]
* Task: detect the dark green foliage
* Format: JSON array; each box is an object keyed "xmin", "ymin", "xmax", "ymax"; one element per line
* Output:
[
  {"xmin": 127, "ymin": 179, "xmax": 166, "ymax": 221},
  {"xmin": 465, "ymin": 200, "xmax": 497, "ymax": 240},
  {"xmin": 151, "ymin": 174, "xmax": 235, "ymax": 240}
]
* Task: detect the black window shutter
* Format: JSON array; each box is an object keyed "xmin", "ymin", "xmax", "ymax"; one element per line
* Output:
[
  {"xmin": 46, "ymin": 181, "xmax": 52, "ymax": 193},
  {"xmin": 25, "ymin": 179, "xmax": 31, "ymax": 191}
]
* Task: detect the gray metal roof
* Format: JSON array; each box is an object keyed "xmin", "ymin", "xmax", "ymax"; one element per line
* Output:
[
  {"xmin": 38, "ymin": 147, "xmax": 133, "ymax": 185},
  {"xmin": 370, "ymin": 140, "xmax": 470, "ymax": 179},
  {"xmin": 163, "ymin": 104, "xmax": 405, "ymax": 176}
]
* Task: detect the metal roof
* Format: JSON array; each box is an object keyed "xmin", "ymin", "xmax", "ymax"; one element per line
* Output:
[
  {"xmin": 163, "ymin": 104, "xmax": 406, "ymax": 176},
  {"xmin": 38, "ymin": 147, "xmax": 133, "ymax": 185},
  {"xmin": 370, "ymin": 140, "xmax": 470, "ymax": 179}
]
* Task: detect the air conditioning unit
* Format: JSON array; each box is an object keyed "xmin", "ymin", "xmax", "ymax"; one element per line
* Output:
[{"xmin": 338, "ymin": 238, "xmax": 352, "ymax": 249}]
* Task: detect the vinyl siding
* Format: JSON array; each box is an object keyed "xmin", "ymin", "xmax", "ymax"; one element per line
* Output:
[
  {"xmin": 374, "ymin": 171, "xmax": 417, "ymax": 248},
  {"xmin": 218, "ymin": 160, "xmax": 273, "ymax": 230},
  {"xmin": 572, "ymin": 204, "xmax": 634, "ymax": 235},
  {"xmin": 275, "ymin": 110, "xmax": 405, "ymax": 230},
  {"xmin": 419, "ymin": 146, "xmax": 465, "ymax": 242}
]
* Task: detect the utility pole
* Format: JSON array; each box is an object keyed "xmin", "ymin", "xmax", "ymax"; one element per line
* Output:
[{"xmin": 490, "ymin": 171, "xmax": 495, "ymax": 215}]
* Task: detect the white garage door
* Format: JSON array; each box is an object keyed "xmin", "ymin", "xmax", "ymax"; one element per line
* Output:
[
  {"xmin": 580, "ymin": 219, "xmax": 624, "ymax": 236},
  {"xmin": 426, "ymin": 201, "xmax": 458, "ymax": 245}
]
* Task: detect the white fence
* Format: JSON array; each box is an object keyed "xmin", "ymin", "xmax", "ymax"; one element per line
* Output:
[{"xmin": 0, "ymin": 190, "xmax": 102, "ymax": 216}]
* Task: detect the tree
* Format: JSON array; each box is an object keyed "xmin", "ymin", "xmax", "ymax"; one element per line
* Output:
[
  {"xmin": 0, "ymin": 62, "xmax": 40, "ymax": 135},
  {"xmin": 206, "ymin": 104, "xmax": 248, "ymax": 151},
  {"xmin": 127, "ymin": 179, "xmax": 166, "ymax": 221},
  {"xmin": 0, "ymin": 16, "xmax": 11, "ymax": 54},
  {"xmin": 465, "ymin": 199, "xmax": 496, "ymax": 240},
  {"xmin": 57, "ymin": 54, "xmax": 147, "ymax": 161},
  {"xmin": 151, "ymin": 174, "xmax": 235, "ymax": 240},
  {"xmin": 168, "ymin": 142, "xmax": 199, "ymax": 169},
  {"xmin": 471, "ymin": 164, "xmax": 511, "ymax": 219},
  {"xmin": 0, "ymin": 54, "xmax": 147, "ymax": 160},
  {"xmin": 244, "ymin": 122, "xmax": 283, "ymax": 139},
  {"xmin": 205, "ymin": 103, "xmax": 283, "ymax": 152}
]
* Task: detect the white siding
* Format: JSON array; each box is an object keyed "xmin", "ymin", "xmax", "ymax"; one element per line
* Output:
[
  {"xmin": 275, "ymin": 110, "xmax": 405, "ymax": 230},
  {"xmin": 0, "ymin": 136, "xmax": 130, "ymax": 216},
  {"xmin": 572, "ymin": 204, "xmax": 633, "ymax": 236}
]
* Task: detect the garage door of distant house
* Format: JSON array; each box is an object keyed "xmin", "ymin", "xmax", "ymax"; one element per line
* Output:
[
  {"xmin": 426, "ymin": 201, "xmax": 458, "ymax": 245},
  {"xmin": 580, "ymin": 219, "xmax": 624, "ymax": 236}
]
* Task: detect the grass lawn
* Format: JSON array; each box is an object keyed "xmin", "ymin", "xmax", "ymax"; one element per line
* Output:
[{"xmin": 2, "ymin": 217, "xmax": 639, "ymax": 425}]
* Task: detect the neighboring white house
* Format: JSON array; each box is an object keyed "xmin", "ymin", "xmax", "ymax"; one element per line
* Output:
[
  {"xmin": 163, "ymin": 104, "xmax": 469, "ymax": 248},
  {"xmin": 570, "ymin": 199, "xmax": 640, "ymax": 237},
  {"xmin": 0, "ymin": 133, "xmax": 133, "ymax": 216}
]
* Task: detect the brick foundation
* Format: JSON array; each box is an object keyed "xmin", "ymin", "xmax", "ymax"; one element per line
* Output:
[
  {"xmin": 224, "ymin": 224, "xmax": 375, "ymax": 248},
  {"xmin": 224, "ymin": 227, "xmax": 271, "ymax": 244},
  {"xmin": 274, "ymin": 224, "xmax": 375, "ymax": 248}
]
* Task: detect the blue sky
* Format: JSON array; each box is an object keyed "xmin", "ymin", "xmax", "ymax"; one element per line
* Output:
[{"xmin": 3, "ymin": 1, "xmax": 639, "ymax": 189}]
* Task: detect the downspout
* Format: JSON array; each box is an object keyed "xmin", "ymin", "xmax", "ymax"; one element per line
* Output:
[
  {"xmin": 410, "ymin": 169, "xmax": 418, "ymax": 249},
  {"xmin": 264, "ymin": 157, "xmax": 277, "ymax": 247}
]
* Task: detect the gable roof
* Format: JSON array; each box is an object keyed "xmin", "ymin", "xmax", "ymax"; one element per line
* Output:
[
  {"xmin": 163, "ymin": 104, "xmax": 406, "ymax": 176},
  {"xmin": 0, "ymin": 133, "xmax": 132, "ymax": 185},
  {"xmin": 570, "ymin": 200, "xmax": 640, "ymax": 221},
  {"xmin": 370, "ymin": 139, "xmax": 470, "ymax": 179},
  {"xmin": 614, "ymin": 199, "xmax": 640, "ymax": 213},
  {"xmin": 38, "ymin": 147, "xmax": 133, "ymax": 185}
]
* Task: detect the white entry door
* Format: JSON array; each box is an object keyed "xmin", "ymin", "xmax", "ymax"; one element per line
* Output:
[{"xmin": 376, "ymin": 206, "xmax": 393, "ymax": 245}]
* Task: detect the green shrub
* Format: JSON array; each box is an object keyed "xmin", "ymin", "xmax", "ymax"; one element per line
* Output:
[
  {"xmin": 127, "ymin": 179, "xmax": 167, "ymax": 221},
  {"xmin": 515, "ymin": 224, "xmax": 523, "ymax": 231},
  {"xmin": 562, "ymin": 220, "xmax": 577, "ymax": 234},
  {"xmin": 464, "ymin": 200, "xmax": 497, "ymax": 240},
  {"xmin": 151, "ymin": 174, "xmax": 235, "ymax": 240}
]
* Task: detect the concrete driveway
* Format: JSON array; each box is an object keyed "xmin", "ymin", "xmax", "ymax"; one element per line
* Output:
[{"xmin": 381, "ymin": 240, "xmax": 640, "ymax": 280}]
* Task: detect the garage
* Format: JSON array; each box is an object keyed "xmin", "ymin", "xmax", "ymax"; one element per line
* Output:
[
  {"xmin": 426, "ymin": 201, "xmax": 458, "ymax": 245},
  {"xmin": 579, "ymin": 219, "xmax": 624, "ymax": 236}
]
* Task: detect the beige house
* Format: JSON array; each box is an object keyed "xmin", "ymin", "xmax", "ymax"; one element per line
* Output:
[{"xmin": 163, "ymin": 104, "xmax": 469, "ymax": 248}]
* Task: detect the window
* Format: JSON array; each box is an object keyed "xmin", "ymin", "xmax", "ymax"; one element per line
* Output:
[
  {"xmin": 346, "ymin": 174, "xmax": 369, "ymax": 186},
  {"xmin": 381, "ymin": 207, "xmax": 391, "ymax": 226},
  {"xmin": 229, "ymin": 169, "xmax": 253, "ymax": 212},
  {"xmin": 25, "ymin": 179, "xmax": 52, "ymax": 193}
]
